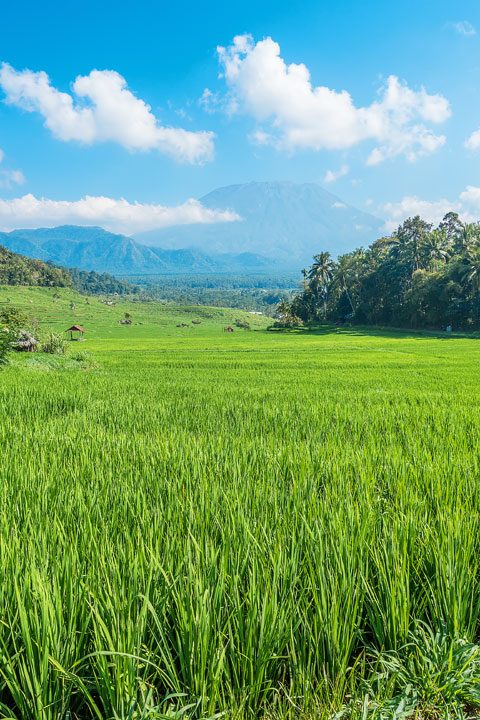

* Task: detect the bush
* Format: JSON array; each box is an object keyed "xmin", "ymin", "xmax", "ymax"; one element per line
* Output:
[
  {"xmin": 268, "ymin": 315, "xmax": 304, "ymax": 330},
  {"xmin": 0, "ymin": 306, "xmax": 28, "ymax": 334},
  {"xmin": 336, "ymin": 623, "xmax": 480, "ymax": 720},
  {"xmin": 41, "ymin": 332, "xmax": 67, "ymax": 355}
]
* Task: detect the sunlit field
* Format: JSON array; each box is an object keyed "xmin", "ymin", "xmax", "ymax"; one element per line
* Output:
[{"xmin": 1, "ymin": 286, "xmax": 480, "ymax": 719}]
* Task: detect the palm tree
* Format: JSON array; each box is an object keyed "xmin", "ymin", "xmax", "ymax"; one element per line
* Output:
[
  {"xmin": 462, "ymin": 246, "xmax": 480, "ymax": 293},
  {"xmin": 422, "ymin": 229, "xmax": 449, "ymax": 269},
  {"xmin": 276, "ymin": 299, "xmax": 291, "ymax": 317},
  {"xmin": 333, "ymin": 250, "xmax": 368, "ymax": 315},
  {"xmin": 301, "ymin": 268, "xmax": 308, "ymax": 292},
  {"xmin": 308, "ymin": 252, "xmax": 334, "ymax": 318},
  {"xmin": 458, "ymin": 223, "xmax": 480, "ymax": 255}
]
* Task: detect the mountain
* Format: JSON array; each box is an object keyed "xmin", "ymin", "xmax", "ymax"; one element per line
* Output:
[
  {"xmin": 0, "ymin": 226, "xmax": 273, "ymax": 275},
  {"xmin": 0, "ymin": 242, "xmax": 134, "ymax": 294},
  {"xmin": 135, "ymin": 181, "xmax": 384, "ymax": 264},
  {"xmin": 0, "ymin": 183, "xmax": 384, "ymax": 276}
]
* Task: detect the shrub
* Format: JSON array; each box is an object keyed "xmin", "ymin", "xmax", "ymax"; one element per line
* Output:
[
  {"xmin": 336, "ymin": 623, "xmax": 480, "ymax": 720},
  {"xmin": 268, "ymin": 315, "xmax": 304, "ymax": 330},
  {"xmin": 0, "ymin": 306, "xmax": 28, "ymax": 331},
  {"xmin": 41, "ymin": 332, "xmax": 67, "ymax": 355}
]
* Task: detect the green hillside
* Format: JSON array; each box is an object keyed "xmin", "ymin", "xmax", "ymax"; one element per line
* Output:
[
  {"xmin": 0, "ymin": 285, "xmax": 269, "ymax": 343},
  {"xmin": 0, "ymin": 243, "xmax": 134, "ymax": 294},
  {"xmin": 0, "ymin": 244, "xmax": 71, "ymax": 287}
]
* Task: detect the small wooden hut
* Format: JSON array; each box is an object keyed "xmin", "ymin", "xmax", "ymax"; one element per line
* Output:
[{"xmin": 65, "ymin": 325, "xmax": 86, "ymax": 341}]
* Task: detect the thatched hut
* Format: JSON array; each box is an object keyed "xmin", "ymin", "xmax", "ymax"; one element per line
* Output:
[{"xmin": 65, "ymin": 325, "xmax": 86, "ymax": 340}]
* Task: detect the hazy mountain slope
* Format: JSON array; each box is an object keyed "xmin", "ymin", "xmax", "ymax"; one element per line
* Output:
[
  {"xmin": 135, "ymin": 181, "xmax": 384, "ymax": 264},
  {"xmin": 1, "ymin": 226, "xmax": 273, "ymax": 275}
]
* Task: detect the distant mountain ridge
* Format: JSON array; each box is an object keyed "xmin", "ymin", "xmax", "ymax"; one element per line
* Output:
[
  {"xmin": 0, "ymin": 182, "xmax": 384, "ymax": 276},
  {"xmin": 136, "ymin": 181, "xmax": 384, "ymax": 264},
  {"xmin": 0, "ymin": 226, "xmax": 273, "ymax": 276}
]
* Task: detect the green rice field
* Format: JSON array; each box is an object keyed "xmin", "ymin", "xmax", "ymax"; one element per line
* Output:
[{"xmin": 2, "ymin": 286, "xmax": 480, "ymax": 719}]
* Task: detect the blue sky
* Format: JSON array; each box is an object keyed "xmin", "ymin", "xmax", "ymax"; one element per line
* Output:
[{"xmin": 1, "ymin": 0, "xmax": 480, "ymax": 234}]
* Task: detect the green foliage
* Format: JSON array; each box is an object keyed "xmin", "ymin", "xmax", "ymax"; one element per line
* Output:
[
  {"xmin": 290, "ymin": 212, "xmax": 480, "ymax": 330},
  {"xmin": 338, "ymin": 624, "xmax": 480, "ymax": 719},
  {"xmin": 234, "ymin": 318, "xmax": 250, "ymax": 329},
  {"xmin": 0, "ymin": 326, "xmax": 9, "ymax": 366},
  {"xmin": 41, "ymin": 332, "xmax": 67, "ymax": 355},
  {"xmin": 0, "ymin": 305, "xmax": 29, "ymax": 332},
  {"xmin": 0, "ymin": 243, "xmax": 135, "ymax": 295},
  {"xmin": 0, "ymin": 245, "xmax": 72, "ymax": 287},
  {"xmin": 131, "ymin": 273, "xmax": 297, "ymax": 313},
  {"xmin": 68, "ymin": 267, "xmax": 135, "ymax": 295},
  {"xmin": 0, "ymin": 305, "xmax": 37, "ymax": 357}
]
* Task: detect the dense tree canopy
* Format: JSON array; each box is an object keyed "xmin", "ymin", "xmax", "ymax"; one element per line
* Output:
[
  {"xmin": 0, "ymin": 245, "xmax": 71, "ymax": 287},
  {"xmin": 287, "ymin": 213, "xmax": 480, "ymax": 331},
  {"xmin": 0, "ymin": 244, "xmax": 134, "ymax": 295}
]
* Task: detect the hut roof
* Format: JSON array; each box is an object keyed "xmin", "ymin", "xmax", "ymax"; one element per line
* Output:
[{"xmin": 65, "ymin": 325, "xmax": 86, "ymax": 333}]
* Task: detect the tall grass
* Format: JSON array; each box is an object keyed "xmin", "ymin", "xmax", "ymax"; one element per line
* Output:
[{"xmin": 1, "ymin": 307, "xmax": 480, "ymax": 718}]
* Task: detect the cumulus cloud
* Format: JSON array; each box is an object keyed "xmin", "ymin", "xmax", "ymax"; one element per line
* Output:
[
  {"xmin": 0, "ymin": 169, "xmax": 25, "ymax": 189},
  {"xmin": 465, "ymin": 128, "xmax": 480, "ymax": 151},
  {"xmin": 379, "ymin": 187, "xmax": 480, "ymax": 232},
  {"xmin": 216, "ymin": 35, "xmax": 450, "ymax": 164},
  {"xmin": 0, "ymin": 194, "xmax": 240, "ymax": 234},
  {"xmin": 451, "ymin": 20, "xmax": 476, "ymax": 36},
  {"xmin": 324, "ymin": 164, "xmax": 349, "ymax": 183},
  {"xmin": 380, "ymin": 196, "xmax": 460, "ymax": 232},
  {"xmin": 459, "ymin": 185, "xmax": 480, "ymax": 210},
  {"xmin": 0, "ymin": 63, "xmax": 215, "ymax": 163}
]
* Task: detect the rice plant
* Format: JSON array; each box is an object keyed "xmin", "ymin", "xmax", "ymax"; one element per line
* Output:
[{"xmin": 1, "ymin": 286, "xmax": 480, "ymax": 718}]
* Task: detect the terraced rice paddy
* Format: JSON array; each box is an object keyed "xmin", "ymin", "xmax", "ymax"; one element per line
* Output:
[{"xmin": 1, "ymin": 286, "xmax": 480, "ymax": 719}]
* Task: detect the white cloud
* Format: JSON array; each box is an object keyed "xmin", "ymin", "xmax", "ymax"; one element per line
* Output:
[
  {"xmin": 332, "ymin": 201, "xmax": 346, "ymax": 208},
  {"xmin": 0, "ymin": 194, "xmax": 240, "ymax": 234},
  {"xmin": 217, "ymin": 35, "xmax": 450, "ymax": 164},
  {"xmin": 0, "ymin": 63, "xmax": 215, "ymax": 163},
  {"xmin": 459, "ymin": 185, "xmax": 480, "ymax": 209},
  {"xmin": 379, "ymin": 187, "xmax": 480, "ymax": 233},
  {"xmin": 465, "ymin": 128, "xmax": 480, "ymax": 151},
  {"xmin": 324, "ymin": 164, "xmax": 349, "ymax": 183},
  {"xmin": 381, "ymin": 196, "xmax": 460, "ymax": 232},
  {"xmin": 451, "ymin": 20, "xmax": 476, "ymax": 36},
  {"xmin": 0, "ymin": 169, "xmax": 25, "ymax": 189}
]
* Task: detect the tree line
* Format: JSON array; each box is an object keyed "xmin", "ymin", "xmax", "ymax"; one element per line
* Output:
[{"xmin": 282, "ymin": 212, "xmax": 480, "ymax": 331}]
